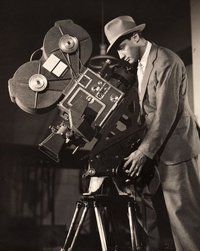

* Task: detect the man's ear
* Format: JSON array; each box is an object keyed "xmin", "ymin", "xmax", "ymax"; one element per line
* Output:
[{"xmin": 132, "ymin": 33, "xmax": 140, "ymax": 43}]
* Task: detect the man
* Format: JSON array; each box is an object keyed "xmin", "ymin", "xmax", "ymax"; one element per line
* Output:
[{"xmin": 104, "ymin": 16, "xmax": 200, "ymax": 250}]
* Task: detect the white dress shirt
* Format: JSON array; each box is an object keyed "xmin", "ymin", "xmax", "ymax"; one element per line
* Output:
[{"xmin": 137, "ymin": 41, "xmax": 152, "ymax": 95}]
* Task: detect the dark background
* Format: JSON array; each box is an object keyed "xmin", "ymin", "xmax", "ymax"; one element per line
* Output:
[{"xmin": 0, "ymin": 0, "xmax": 192, "ymax": 250}]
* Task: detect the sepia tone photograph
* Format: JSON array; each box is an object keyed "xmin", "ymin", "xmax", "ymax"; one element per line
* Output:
[{"xmin": 0, "ymin": 0, "xmax": 199, "ymax": 250}]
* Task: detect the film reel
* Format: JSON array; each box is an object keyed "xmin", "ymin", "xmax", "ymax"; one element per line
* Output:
[
  {"xmin": 8, "ymin": 20, "xmax": 93, "ymax": 114},
  {"xmin": 43, "ymin": 19, "xmax": 92, "ymax": 73},
  {"xmin": 8, "ymin": 60, "xmax": 69, "ymax": 113}
]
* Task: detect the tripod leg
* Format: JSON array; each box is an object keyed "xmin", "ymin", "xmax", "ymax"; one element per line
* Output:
[
  {"xmin": 61, "ymin": 201, "xmax": 83, "ymax": 251},
  {"xmin": 67, "ymin": 202, "xmax": 89, "ymax": 251},
  {"xmin": 128, "ymin": 201, "xmax": 136, "ymax": 251},
  {"xmin": 128, "ymin": 201, "xmax": 143, "ymax": 251},
  {"xmin": 94, "ymin": 202, "xmax": 108, "ymax": 251}
]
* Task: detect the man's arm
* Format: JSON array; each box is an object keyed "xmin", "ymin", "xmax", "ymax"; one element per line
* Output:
[{"xmin": 124, "ymin": 59, "xmax": 184, "ymax": 176}]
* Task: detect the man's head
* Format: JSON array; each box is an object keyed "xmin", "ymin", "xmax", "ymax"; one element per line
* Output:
[{"xmin": 104, "ymin": 16, "xmax": 146, "ymax": 64}]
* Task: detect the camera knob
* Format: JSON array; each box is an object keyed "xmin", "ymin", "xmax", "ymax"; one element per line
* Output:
[{"xmin": 28, "ymin": 74, "xmax": 48, "ymax": 92}]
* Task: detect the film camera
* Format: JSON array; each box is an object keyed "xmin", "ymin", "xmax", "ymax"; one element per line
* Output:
[
  {"xmin": 8, "ymin": 20, "xmax": 160, "ymax": 251},
  {"xmin": 8, "ymin": 19, "xmax": 146, "ymax": 180}
]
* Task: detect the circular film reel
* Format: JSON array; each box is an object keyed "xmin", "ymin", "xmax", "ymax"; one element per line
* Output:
[
  {"xmin": 43, "ymin": 19, "xmax": 92, "ymax": 74},
  {"xmin": 9, "ymin": 60, "xmax": 70, "ymax": 114}
]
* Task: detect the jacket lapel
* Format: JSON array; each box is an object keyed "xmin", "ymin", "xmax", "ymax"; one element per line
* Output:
[{"xmin": 139, "ymin": 43, "xmax": 158, "ymax": 108}]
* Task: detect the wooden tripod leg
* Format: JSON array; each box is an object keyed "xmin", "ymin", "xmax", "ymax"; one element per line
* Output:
[
  {"xmin": 128, "ymin": 201, "xmax": 136, "ymax": 251},
  {"xmin": 94, "ymin": 202, "xmax": 108, "ymax": 251},
  {"xmin": 61, "ymin": 201, "xmax": 83, "ymax": 251},
  {"xmin": 61, "ymin": 201, "xmax": 88, "ymax": 251},
  {"xmin": 67, "ymin": 202, "xmax": 89, "ymax": 251},
  {"xmin": 128, "ymin": 201, "xmax": 143, "ymax": 251}
]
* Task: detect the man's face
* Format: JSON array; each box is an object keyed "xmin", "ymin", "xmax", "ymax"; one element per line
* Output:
[{"xmin": 117, "ymin": 36, "xmax": 140, "ymax": 64}]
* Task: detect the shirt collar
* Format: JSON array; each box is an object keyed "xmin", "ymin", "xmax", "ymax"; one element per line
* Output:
[{"xmin": 138, "ymin": 41, "xmax": 152, "ymax": 68}]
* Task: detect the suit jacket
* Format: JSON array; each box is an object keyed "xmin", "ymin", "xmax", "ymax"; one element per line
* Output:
[{"xmin": 137, "ymin": 43, "xmax": 200, "ymax": 164}]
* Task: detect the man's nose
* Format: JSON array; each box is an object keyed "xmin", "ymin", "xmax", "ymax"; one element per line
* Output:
[{"xmin": 118, "ymin": 50, "xmax": 124, "ymax": 59}]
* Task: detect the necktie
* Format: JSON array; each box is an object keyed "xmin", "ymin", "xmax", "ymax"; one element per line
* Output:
[{"xmin": 137, "ymin": 61, "xmax": 144, "ymax": 96}]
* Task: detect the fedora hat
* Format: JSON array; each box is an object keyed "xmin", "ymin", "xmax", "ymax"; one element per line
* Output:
[{"xmin": 104, "ymin": 16, "xmax": 146, "ymax": 52}]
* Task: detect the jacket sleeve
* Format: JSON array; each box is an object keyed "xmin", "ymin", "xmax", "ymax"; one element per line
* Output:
[{"xmin": 138, "ymin": 60, "xmax": 184, "ymax": 159}]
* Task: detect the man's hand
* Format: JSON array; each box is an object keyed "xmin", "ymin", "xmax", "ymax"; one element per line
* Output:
[{"xmin": 123, "ymin": 149, "xmax": 147, "ymax": 177}]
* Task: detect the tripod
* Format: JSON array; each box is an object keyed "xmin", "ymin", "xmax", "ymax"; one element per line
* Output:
[{"xmin": 60, "ymin": 179, "xmax": 146, "ymax": 251}]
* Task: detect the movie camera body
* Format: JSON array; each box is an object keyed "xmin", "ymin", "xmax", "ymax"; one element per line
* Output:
[{"xmin": 8, "ymin": 19, "xmax": 146, "ymax": 180}]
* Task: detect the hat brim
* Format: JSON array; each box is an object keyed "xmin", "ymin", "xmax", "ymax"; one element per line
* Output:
[{"xmin": 106, "ymin": 23, "xmax": 146, "ymax": 53}]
